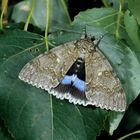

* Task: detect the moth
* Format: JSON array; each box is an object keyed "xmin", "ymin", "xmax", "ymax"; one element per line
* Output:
[{"xmin": 19, "ymin": 34, "xmax": 126, "ymax": 112}]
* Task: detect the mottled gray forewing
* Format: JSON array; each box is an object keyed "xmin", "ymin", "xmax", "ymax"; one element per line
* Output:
[
  {"xmin": 19, "ymin": 42, "xmax": 78, "ymax": 91},
  {"xmin": 85, "ymin": 49, "xmax": 126, "ymax": 112}
]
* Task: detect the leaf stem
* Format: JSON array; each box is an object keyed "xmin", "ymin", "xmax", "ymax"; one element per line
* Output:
[
  {"xmin": 24, "ymin": 0, "xmax": 35, "ymax": 31},
  {"xmin": 115, "ymin": 0, "xmax": 123, "ymax": 39},
  {"xmin": 50, "ymin": 95, "xmax": 54, "ymax": 140},
  {"xmin": 102, "ymin": 0, "xmax": 109, "ymax": 7},
  {"xmin": 45, "ymin": 0, "xmax": 50, "ymax": 50},
  {"xmin": 60, "ymin": 0, "xmax": 71, "ymax": 23},
  {"xmin": 0, "ymin": 0, "xmax": 8, "ymax": 30},
  {"xmin": 118, "ymin": 130, "xmax": 140, "ymax": 140}
]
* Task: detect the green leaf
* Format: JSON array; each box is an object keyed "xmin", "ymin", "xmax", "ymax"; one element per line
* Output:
[
  {"xmin": 11, "ymin": 1, "xmax": 30, "ymax": 24},
  {"xmin": 0, "ymin": 30, "xmax": 108, "ymax": 140},
  {"xmin": 124, "ymin": 10, "xmax": 140, "ymax": 52},
  {"xmin": 12, "ymin": 0, "xmax": 71, "ymax": 31},
  {"xmin": 102, "ymin": 0, "xmax": 127, "ymax": 9},
  {"xmin": 127, "ymin": 0, "xmax": 140, "ymax": 25},
  {"xmin": 72, "ymin": 8, "xmax": 120, "ymax": 34},
  {"xmin": 0, "ymin": 119, "xmax": 14, "ymax": 140},
  {"xmin": 102, "ymin": 0, "xmax": 120, "ymax": 8}
]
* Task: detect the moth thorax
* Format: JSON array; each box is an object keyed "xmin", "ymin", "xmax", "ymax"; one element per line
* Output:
[{"xmin": 77, "ymin": 39, "xmax": 94, "ymax": 54}]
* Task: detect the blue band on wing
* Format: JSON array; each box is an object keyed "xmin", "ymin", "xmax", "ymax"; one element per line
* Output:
[
  {"xmin": 73, "ymin": 77, "xmax": 85, "ymax": 92},
  {"xmin": 61, "ymin": 75, "xmax": 85, "ymax": 92},
  {"xmin": 61, "ymin": 75, "xmax": 72, "ymax": 85}
]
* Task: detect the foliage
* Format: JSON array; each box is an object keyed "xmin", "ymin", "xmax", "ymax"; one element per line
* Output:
[{"xmin": 0, "ymin": 0, "xmax": 140, "ymax": 140}]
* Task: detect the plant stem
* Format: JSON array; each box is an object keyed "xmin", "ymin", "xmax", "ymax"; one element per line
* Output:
[
  {"xmin": 0, "ymin": 0, "xmax": 8, "ymax": 30},
  {"xmin": 118, "ymin": 130, "xmax": 140, "ymax": 140},
  {"xmin": 102, "ymin": 0, "xmax": 109, "ymax": 7},
  {"xmin": 45, "ymin": 0, "xmax": 50, "ymax": 51},
  {"xmin": 24, "ymin": 0, "xmax": 35, "ymax": 31},
  {"xmin": 61, "ymin": 0, "xmax": 71, "ymax": 23},
  {"xmin": 115, "ymin": 0, "xmax": 123, "ymax": 39},
  {"xmin": 50, "ymin": 95, "xmax": 54, "ymax": 140}
]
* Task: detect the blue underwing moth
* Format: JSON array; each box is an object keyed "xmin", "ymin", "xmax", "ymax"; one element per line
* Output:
[{"xmin": 19, "ymin": 34, "xmax": 126, "ymax": 112}]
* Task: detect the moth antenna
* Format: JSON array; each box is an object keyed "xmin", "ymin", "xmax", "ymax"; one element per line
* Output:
[
  {"xmin": 94, "ymin": 33, "xmax": 108, "ymax": 49},
  {"xmin": 85, "ymin": 25, "xmax": 88, "ymax": 38},
  {"xmin": 80, "ymin": 25, "xmax": 87, "ymax": 39}
]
